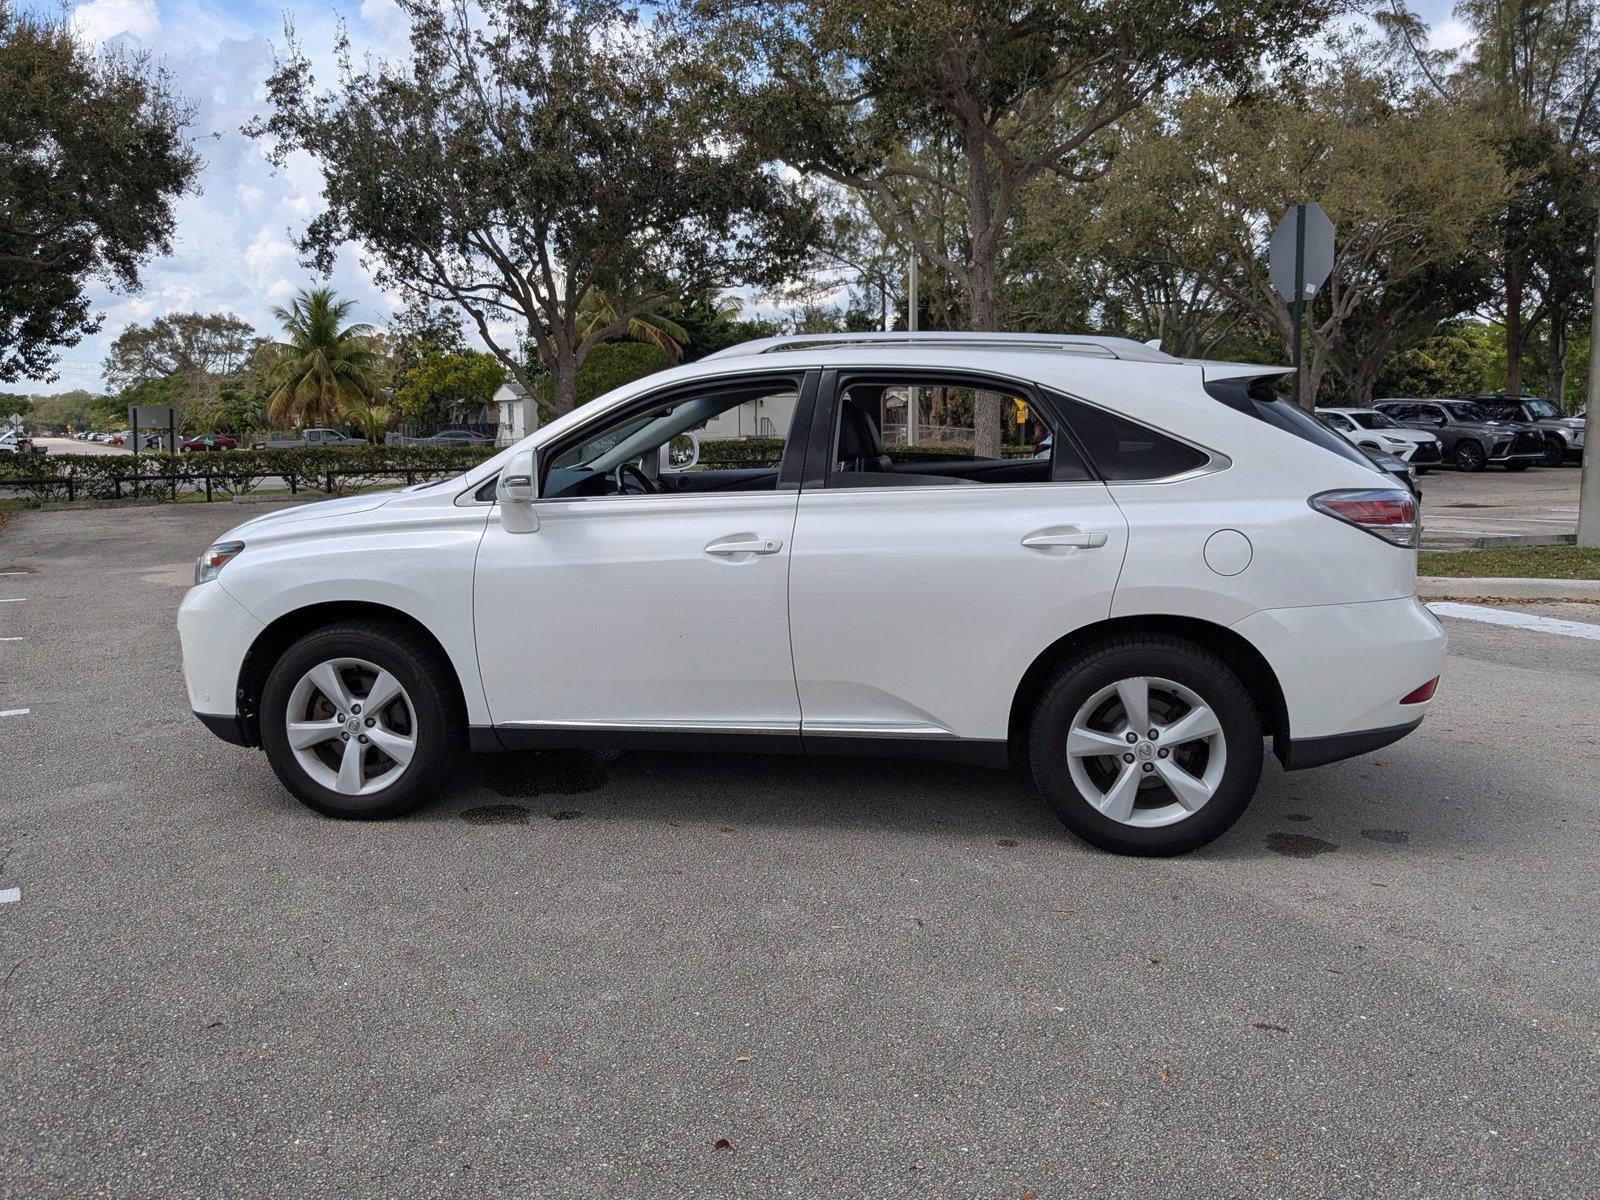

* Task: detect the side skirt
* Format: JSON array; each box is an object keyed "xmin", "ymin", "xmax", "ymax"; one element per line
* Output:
[{"xmin": 471, "ymin": 725, "xmax": 1009, "ymax": 769}]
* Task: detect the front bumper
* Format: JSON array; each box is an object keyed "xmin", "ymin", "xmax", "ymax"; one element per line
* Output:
[
  {"xmin": 177, "ymin": 580, "xmax": 264, "ymax": 720},
  {"xmin": 1232, "ymin": 595, "xmax": 1446, "ymax": 747}
]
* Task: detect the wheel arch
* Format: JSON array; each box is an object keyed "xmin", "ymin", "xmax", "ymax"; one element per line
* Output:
[
  {"xmin": 1007, "ymin": 615, "xmax": 1289, "ymax": 761},
  {"xmin": 234, "ymin": 601, "xmax": 470, "ymax": 749}
]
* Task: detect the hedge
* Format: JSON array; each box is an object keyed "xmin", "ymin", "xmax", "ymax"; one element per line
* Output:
[{"xmin": 0, "ymin": 444, "xmax": 499, "ymax": 501}]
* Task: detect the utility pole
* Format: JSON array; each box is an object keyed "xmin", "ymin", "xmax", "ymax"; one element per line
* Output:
[
  {"xmin": 906, "ymin": 255, "xmax": 920, "ymax": 446},
  {"xmin": 1577, "ymin": 204, "xmax": 1600, "ymax": 549}
]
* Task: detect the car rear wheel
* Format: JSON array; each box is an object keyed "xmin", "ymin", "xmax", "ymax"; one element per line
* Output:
[
  {"xmin": 259, "ymin": 620, "xmax": 465, "ymax": 819},
  {"xmin": 1453, "ymin": 441, "xmax": 1487, "ymax": 472},
  {"xmin": 1028, "ymin": 636, "xmax": 1263, "ymax": 856}
]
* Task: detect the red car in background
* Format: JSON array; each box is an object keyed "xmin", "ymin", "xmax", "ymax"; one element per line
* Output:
[{"xmin": 180, "ymin": 434, "xmax": 238, "ymax": 452}]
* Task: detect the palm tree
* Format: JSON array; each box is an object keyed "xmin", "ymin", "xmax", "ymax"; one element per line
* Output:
[
  {"xmin": 342, "ymin": 393, "xmax": 395, "ymax": 444},
  {"xmin": 263, "ymin": 288, "xmax": 384, "ymax": 428},
  {"xmin": 573, "ymin": 289, "xmax": 691, "ymax": 360}
]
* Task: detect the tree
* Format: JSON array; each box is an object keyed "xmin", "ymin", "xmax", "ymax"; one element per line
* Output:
[
  {"xmin": 392, "ymin": 349, "xmax": 508, "ymax": 429},
  {"xmin": 537, "ymin": 342, "xmax": 674, "ymax": 411},
  {"xmin": 342, "ymin": 393, "xmax": 396, "ymax": 444},
  {"xmin": 0, "ymin": 4, "xmax": 199, "ymax": 383},
  {"xmin": 103, "ymin": 312, "xmax": 260, "ymax": 389},
  {"xmin": 570, "ymin": 290, "xmax": 691, "ymax": 361},
  {"xmin": 250, "ymin": 0, "xmax": 821, "ymax": 421},
  {"xmin": 262, "ymin": 288, "xmax": 384, "ymax": 427},
  {"xmin": 695, "ymin": 0, "xmax": 1345, "ymax": 452}
]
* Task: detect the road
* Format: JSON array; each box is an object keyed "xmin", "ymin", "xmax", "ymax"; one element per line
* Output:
[
  {"xmin": 0, "ymin": 503, "xmax": 1597, "ymax": 1198},
  {"xmin": 1420, "ymin": 464, "xmax": 1581, "ymax": 547}
]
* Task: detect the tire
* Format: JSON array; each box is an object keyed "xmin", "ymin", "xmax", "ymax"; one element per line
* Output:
[
  {"xmin": 1415, "ymin": 466, "xmax": 1431, "ymax": 476},
  {"xmin": 1452, "ymin": 440, "xmax": 1487, "ymax": 472},
  {"xmin": 1540, "ymin": 438, "xmax": 1565, "ymax": 469},
  {"xmin": 259, "ymin": 620, "xmax": 465, "ymax": 819},
  {"xmin": 1503, "ymin": 460, "xmax": 1531, "ymax": 472},
  {"xmin": 1027, "ymin": 635, "xmax": 1263, "ymax": 856}
]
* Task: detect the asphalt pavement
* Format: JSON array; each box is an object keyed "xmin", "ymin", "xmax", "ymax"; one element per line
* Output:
[{"xmin": 1, "ymin": 503, "xmax": 1597, "ymax": 1198}]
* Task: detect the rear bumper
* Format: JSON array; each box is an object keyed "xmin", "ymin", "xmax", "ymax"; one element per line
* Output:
[
  {"xmin": 1276, "ymin": 717, "xmax": 1422, "ymax": 770},
  {"xmin": 1232, "ymin": 595, "xmax": 1446, "ymax": 742}
]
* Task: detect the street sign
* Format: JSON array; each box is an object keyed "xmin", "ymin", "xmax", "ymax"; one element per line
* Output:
[
  {"xmin": 7, "ymin": 412, "xmax": 20, "ymax": 428},
  {"xmin": 1269, "ymin": 203, "xmax": 1335, "ymax": 410},
  {"xmin": 1270, "ymin": 203, "xmax": 1334, "ymax": 301}
]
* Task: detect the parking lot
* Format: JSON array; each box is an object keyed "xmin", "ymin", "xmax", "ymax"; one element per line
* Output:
[{"xmin": 1, "ymin": 502, "xmax": 1597, "ymax": 1196}]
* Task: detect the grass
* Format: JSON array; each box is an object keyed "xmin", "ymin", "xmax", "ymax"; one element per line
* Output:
[{"xmin": 1418, "ymin": 544, "xmax": 1600, "ymax": 580}]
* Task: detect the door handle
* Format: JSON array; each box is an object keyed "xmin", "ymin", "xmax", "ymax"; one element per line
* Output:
[
  {"xmin": 1021, "ymin": 529, "xmax": 1108, "ymax": 550},
  {"xmin": 705, "ymin": 536, "xmax": 783, "ymax": 556}
]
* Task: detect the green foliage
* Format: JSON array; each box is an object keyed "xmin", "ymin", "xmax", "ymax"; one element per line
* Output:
[
  {"xmin": 103, "ymin": 311, "xmax": 259, "ymax": 389},
  {"xmin": 263, "ymin": 288, "xmax": 385, "ymax": 427},
  {"xmin": 0, "ymin": 5, "xmax": 200, "ymax": 382},
  {"xmin": 0, "ymin": 443, "xmax": 496, "ymax": 500},
  {"xmin": 1376, "ymin": 321, "xmax": 1507, "ymax": 398},
  {"xmin": 393, "ymin": 348, "xmax": 507, "ymax": 427},
  {"xmin": 538, "ymin": 342, "xmax": 674, "ymax": 411}
]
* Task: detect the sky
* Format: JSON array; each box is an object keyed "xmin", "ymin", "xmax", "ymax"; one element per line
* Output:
[{"xmin": 16, "ymin": 0, "xmax": 1472, "ymax": 395}]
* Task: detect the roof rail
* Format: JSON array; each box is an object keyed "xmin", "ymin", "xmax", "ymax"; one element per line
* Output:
[{"xmin": 700, "ymin": 331, "xmax": 1181, "ymax": 364}]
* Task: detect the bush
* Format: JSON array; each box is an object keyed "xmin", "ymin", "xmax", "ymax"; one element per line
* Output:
[{"xmin": 0, "ymin": 443, "xmax": 499, "ymax": 501}]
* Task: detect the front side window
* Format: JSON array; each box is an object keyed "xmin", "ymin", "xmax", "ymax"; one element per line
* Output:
[
  {"xmin": 826, "ymin": 377, "xmax": 1089, "ymax": 488},
  {"xmin": 1351, "ymin": 411, "xmax": 1401, "ymax": 430},
  {"xmin": 1441, "ymin": 402, "xmax": 1487, "ymax": 422},
  {"xmin": 1321, "ymin": 413, "xmax": 1355, "ymax": 432},
  {"xmin": 543, "ymin": 378, "xmax": 801, "ymax": 500},
  {"xmin": 1523, "ymin": 399, "xmax": 1561, "ymax": 420}
]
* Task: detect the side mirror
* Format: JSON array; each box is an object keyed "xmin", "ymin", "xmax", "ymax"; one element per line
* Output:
[
  {"xmin": 496, "ymin": 448, "xmax": 540, "ymax": 534},
  {"xmin": 660, "ymin": 431, "xmax": 700, "ymax": 473}
]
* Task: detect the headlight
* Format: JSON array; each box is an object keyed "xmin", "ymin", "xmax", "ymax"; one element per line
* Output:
[{"xmin": 194, "ymin": 540, "xmax": 245, "ymax": 585}]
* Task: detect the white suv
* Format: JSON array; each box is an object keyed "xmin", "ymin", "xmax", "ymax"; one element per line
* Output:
[{"xmin": 178, "ymin": 334, "xmax": 1446, "ymax": 855}]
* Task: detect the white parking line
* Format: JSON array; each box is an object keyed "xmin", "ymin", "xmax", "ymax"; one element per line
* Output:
[
  {"xmin": 0, "ymin": 571, "xmax": 26, "ymax": 576},
  {"xmin": 0, "ymin": 887, "xmax": 20, "ymax": 905},
  {"xmin": 0, "ymin": 709, "xmax": 28, "ymax": 718},
  {"xmin": 0, "ymin": 598, "xmax": 22, "ymax": 604},
  {"xmin": 0, "ymin": 637, "xmax": 20, "ymax": 642},
  {"xmin": 1427, "ymin": 602, "xmax": 1600, "ymax": 642}
]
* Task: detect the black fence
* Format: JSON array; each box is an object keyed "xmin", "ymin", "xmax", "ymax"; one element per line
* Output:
[{"xmin": 0, "ymin": 466, "xmax": 464, "ymax": 503}]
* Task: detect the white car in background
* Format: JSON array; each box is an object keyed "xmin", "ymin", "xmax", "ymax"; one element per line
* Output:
[
  {"xmin": 1316, "ymin": 407, "xmax": 1442, "ymax": 471},
  {"xmin": 179, "ymin": 333, "xmax": 1446, "ymax": 856}
]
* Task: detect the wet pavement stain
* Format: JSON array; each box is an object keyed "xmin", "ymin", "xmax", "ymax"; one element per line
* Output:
[
  {"xmin": 996, "ymin": 838, "xmax": 1018, "ymax": 847},
  {"xmin": 1252, "ymin": 1022, "xmax": 1290, "ymax": 1033},
  {"xmin": 1361, "ymin": 828, "xmax": 1411, "ymax": 844},
  {"xmin": 480, "ymin": 750, "xmax": 610, "ymax": 799},
  {"xmin": 1264, "ymin": 832, "xmax": 1338, "ymax": 858},
  {"xmin": 460, "ymin": 804, "xmax": 530, "ymax": 825}
]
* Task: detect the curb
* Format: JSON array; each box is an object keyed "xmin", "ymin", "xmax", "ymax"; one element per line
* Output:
[
  {"xmin": 1420, "ymin": 533, "xmax": 1576, "ymax": 551},
  {"xmin": 1418, "ymin": 576, "xmax": 1600, "ymax": 602}
]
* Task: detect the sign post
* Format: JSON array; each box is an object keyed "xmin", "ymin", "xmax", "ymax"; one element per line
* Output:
[{"xmin": 1270, "ymin": 203, "xmax": 1334, "ymax": 411}]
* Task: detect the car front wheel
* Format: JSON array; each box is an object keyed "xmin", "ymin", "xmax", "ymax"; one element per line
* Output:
[
  {"xmin": 1541, "ymin": 438, "xmax": 1565, "ymax": 468},
  {"xmin": 259, "ymin": 620, "xmax": 465, "ymax": 819},
  {"xmin": 1453, "ymin": 440, "xmax": 1487, "ymax": 471},
  {"xmin": 1028, "ymin": 636, "xmax": 1263, "ymax": 856}
]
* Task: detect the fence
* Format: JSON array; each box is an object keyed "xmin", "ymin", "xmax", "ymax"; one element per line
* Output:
[{"xmin": 0, "ymin": 465, "xmax": 468, "ymax": 504}]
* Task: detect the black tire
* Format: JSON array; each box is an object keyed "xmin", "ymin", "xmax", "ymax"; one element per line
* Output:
[
  {"xmin": 259, "ymin": 619, "xmax": 465, "ymax": 819},
  {"xmin": 1540, "ymin": 438, "xmax": 1565, "ymax": 468},
  {"xmin": 1452, "ymin": 440, "xmax": 1487, "ymax": 472},
  {"xmin": 1415, "ymin": 466, "xmax": 1431, "ymax": 476},
  {"xmin": 1028, "ymin": 636, "xmax": 1263, "ymax": 856},
  {"xmin": 1503, "ymin": 460, "xmax": 1532, "ymax": 472}
]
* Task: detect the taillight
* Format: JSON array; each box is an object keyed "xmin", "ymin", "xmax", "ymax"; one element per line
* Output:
[{"xmin": 1308, "ymin": 488, "xmax": 1418, "ymax": 548}]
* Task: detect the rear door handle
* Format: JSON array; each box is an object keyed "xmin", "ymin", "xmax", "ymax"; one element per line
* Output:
[
  {"xmin": 705, "ymin": 536, "xmax": 783, "ymax": 556},
  {"xmin": 1021, "ymin": 529, "xmax": 1108, "ymax": 550}
]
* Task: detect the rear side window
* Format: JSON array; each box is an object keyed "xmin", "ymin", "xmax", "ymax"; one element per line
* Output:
[
  {"xmin": 1204, "ymin": 376, "xmax": 1374, "ymax": 470},
  {"xmin": 1053, "ymin": 396, "xmax": 1208, "ymax": 481}
]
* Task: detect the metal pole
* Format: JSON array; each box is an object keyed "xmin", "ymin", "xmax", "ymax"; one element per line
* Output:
[
  {"xmin": 1292, "ymin": 204, "xmax": 1306, "ymax": 411},
  {"xmin": 1576, "ymin": 204, "xmax": 1600, "ymax": 548},
  {"xmin": 907, "ymin": 254, "xmax": 920, "ymax": 447},
  {"xmin": 908, "ymin": 256, "xmax": 919, "ymax": 333}
]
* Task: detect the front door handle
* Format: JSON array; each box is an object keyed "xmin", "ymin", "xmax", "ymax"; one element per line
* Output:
[
  {"xmin": 705, "ymin": 535, "xmax": 784, "ymax": 557},
  {"xmin": 1021, "ymin": 528, "xmax": 1108, "ymax": 550}
]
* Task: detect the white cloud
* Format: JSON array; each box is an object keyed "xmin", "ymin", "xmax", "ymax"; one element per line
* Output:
[
  {"xmin": 1428, "ymin": 19, "xmax": 1474, "ymax": 52},
  {"xmin": 69, "ymin": 0, "xmax": 160, "ymax": 44}
]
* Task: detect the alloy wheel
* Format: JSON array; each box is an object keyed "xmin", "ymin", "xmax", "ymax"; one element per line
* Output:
[
  {"xmin": 1064, "ymin": 676, "xmax": 1227, "ymax": 828},
  {"xmin": 284, "ymin": 657, "xmax": 417, "ymax": 796}
]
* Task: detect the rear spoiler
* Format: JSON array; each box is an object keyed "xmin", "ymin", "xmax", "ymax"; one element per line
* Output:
[{"xmin": 1189, "ymin": 360, "xmax": 1292, "ymax": 384}]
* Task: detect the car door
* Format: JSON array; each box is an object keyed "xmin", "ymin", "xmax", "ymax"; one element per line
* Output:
[
  {"xmin": 786, "ymin": 369, "xmax": 1130, "ymax": 750},
  {"xmin": 473, "ymin": 371, "xmax": 817, "ymax": 742}
]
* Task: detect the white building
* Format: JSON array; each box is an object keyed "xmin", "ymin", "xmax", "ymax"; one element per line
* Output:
[{"xmin": 494, "ymin": 380, "xmax": 537, "ymax": 445}]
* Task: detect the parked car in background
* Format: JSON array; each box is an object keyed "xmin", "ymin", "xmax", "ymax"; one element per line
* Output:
[
  {"xmin": 421, "ymin": 429, "xmax": 496, "ymax": 445},
  {"xmin": 181, "ymin": 331, "xmax": 1445, "ymax": 857},
  {"xmin": 1316, "ymin": 407, "xmax": 1442, "ymax": 472},
  {"xmin": 1457, "ymin": 394, "xmax": 1584, "ymax": 467},
  {"xmin": 1373, "ymin": 399, "xmax": 1544, "ymax": 472},
  {"xmin": 250, "ymin": 428, "xmax": 366, "ymax": 450},
  {"xmin": 1360, "ymin": 446, "xmax": 1420, "ymax": 499},
  {"xmin": 0, "ymin": 429, "xmax": 36, "ymax": 455},
  {"xmin": 181, "ymin": 434, "xmax": 238, "ymax": 452}
]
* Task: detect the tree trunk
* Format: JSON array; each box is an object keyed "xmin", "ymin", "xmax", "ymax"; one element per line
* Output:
[
  {"xmin": 967, "ymin": 249, "xmax": 1005, "ymax": 459},
  {"xmin": 549, "ymin": 353, "xmax": 579, "ymax": 419},
  {"xmin": 1505, "ymin": 249, "xmax": 1525, "ymax": 396},
  {"xmin": 1545, "ymin": 314, "xmax": 1567, "ymax": 406}
]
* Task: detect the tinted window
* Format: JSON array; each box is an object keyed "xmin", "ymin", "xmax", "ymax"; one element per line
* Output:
[
  {"xmin": 1058, "ymin": 398, "xmax": 1208, "ymax": 480},
  {"xmin": 1351, "ymin": 411, "xmax": 1401, "ymax": 430},
  {"xmin": 1441, "ymin": 402, "xmax": 1488, "ymax": 422},
  {"xmin": 1524, "ymin": 399, "xmax": 1561, "ymax": 420}
]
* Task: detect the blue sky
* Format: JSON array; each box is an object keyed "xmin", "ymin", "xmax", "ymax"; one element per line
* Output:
[{"xmin": 18, "ymin": 0, "xmax": 1470, "ymax": 394}]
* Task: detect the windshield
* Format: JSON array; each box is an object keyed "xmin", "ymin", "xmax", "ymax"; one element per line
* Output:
[
  {"xmin": 1523, "ymin": 399, "xmax": 1561, "ymax": 420},
  {"xmin": 1442, "ymin": 402, "xmax": 1490, "ymax": 422},
  {"xmin": 1351, "ymin": 411, "xmax": 1402, "ymax": 430}
]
